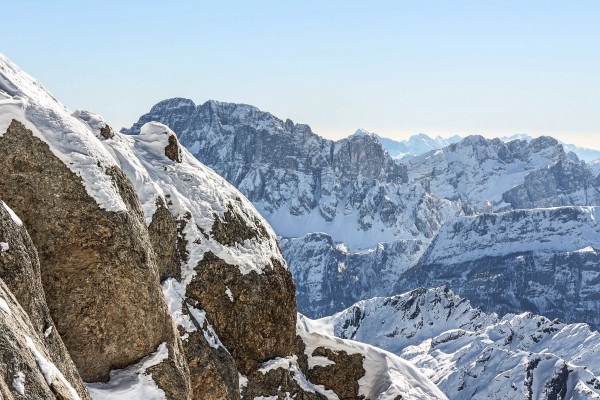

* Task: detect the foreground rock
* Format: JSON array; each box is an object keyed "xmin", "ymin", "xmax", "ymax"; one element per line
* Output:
[
  {"xmin": 0, "ymin": 55, "xmax": 191, "ymax": 398},
  {"xmin": 0, "ymin": 200, "xmax": 91, "ymax": 399}
]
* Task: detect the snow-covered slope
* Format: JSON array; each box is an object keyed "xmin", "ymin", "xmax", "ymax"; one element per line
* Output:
[
  {"xmin": 297, "ymin": 316, "xmax": 448, "ymax": 400},
  {"xmin": 0, "ymin": 54, "xmax": 126, "ymax": 212},
  {"xmin": 123, "ymin": 98, "xmax": 462, "ymax": 249},
  {"xmin": 402, "ymin": 135, "xmax": 570, "ymax": 210},
  {"xmin": 281, "ymin": 233, "xmax": 426, "ymax": 318},
  {"xmin": 307, "ymin": 287, "xmax": 600, "ymax": 399},
  {"xmin": 396, "ymin": 206, "xmax": 600, "ymax": 328}
]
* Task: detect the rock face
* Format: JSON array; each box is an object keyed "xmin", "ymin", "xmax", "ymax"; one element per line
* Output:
[
  {"xmin": 0, "ymin": 200, "xmax": 91, "ymax": 399},
  {"xmin": 123, "ymin": 98, "xmax": 461, "ymax": 249},
  {"xmin": 0, "ymin": 55, "xmax": 191, "ymax": 397},
  {"xmin": 395, "ymin": 207, "xmax": 600, "ymax": 329},
  {"xmin": 281, "ymin": 233, "xmax": 426, "ymax": 318},
  {"xmin": 308, "ymin": 287, "xmax": 600, "ymax": 399},
  {"xmin": 403, "ymin": 135, "xmax": 570, "ymax": 210},
  {"xmin": 502, "ymin": 156, "xmax": 600, "ymax": 209}
]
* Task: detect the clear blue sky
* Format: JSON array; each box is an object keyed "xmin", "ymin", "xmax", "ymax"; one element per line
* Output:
[{"xmin": 3, "ymin": 1, "xmax": 599, "ymax": 147}]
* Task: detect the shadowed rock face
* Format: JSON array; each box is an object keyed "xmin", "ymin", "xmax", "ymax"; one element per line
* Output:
[
  {"xmin": 0, "ymin": 277, "xmax": 82, "ymax": 400},
  {"xmin": 0, "ymin": 120, "xmax": 191, "ymax": 397},
  {"xmin": 0, "ymin": 200, "xmax": 91, "ymax": 399},
  {"xmin": 186, "ymin": 252, "xmax": 297, "ymax": 376}
]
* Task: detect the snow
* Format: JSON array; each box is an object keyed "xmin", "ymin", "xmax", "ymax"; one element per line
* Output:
[
  {"xmin": 12, "ymin": 371, "xmax": 25, "ymax": 396},
  {"xmin": 2, "ymin": 201, "xmax": 23, "ymax": 226},
  {"xmin": 24, "ymin": 335, "xmax": 81, "ymax": 400},
  {"xmin": 0, "ymin": 54, "xmax": 126, "ymax": 213},
  {"xmin": 0, "ymin": 242, "xmax": 8, "ymax": 252},
  {"xmin": 44, "ymin": 326, "xmax": 53, "ymax": 337},
  {"xmin": 225, "ymin": 287, "xmax": 234, "ymax": 302},
  {"xmin": 308, "ymin": 287, "xmax": 600, "ymax": 399},
  {"xmin": 423, "ymin": 206, "xmax": 600, "ymax": 266},
  {"xmin": 87, "ymin": 342, "xmax": 168, "ymax": 400},
  {"xmin": 575, "ymin": 246, "xmax": 596, "ymax": 254},
  {"xmin": 298, "ymin": 316, "xmax": 448, "ymax": 400},
  {"xmin": 0, "ymin": 297, "xmax": 11, "ymax": 314}
]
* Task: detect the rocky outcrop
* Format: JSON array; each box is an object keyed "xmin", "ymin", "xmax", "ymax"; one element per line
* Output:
[
  {"xmin": 502, "ymin": 156, "xmax": 600, "ymax": 209},
  {"xmin": 0, "ymin": 277, "xmax": 84, "ymax": 400},
  {"xmin": 0, "ymin": 200, "xmax": 91, "ymax": 399},
  {"xmin": 0, "ymin": 120, "xmax": 190, "ymax": 396},
  {"xmin": 123, "ymin": 98, "xmax": 460, "ymax": 249},
  {"xmin": 0, "ymin": 55, "xmax": 191, "ymax": 398}
]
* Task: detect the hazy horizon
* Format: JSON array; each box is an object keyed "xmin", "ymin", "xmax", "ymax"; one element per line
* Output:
[{"xmin": 3, "ymin": 1, "xmax": 599, "ymax": 148}]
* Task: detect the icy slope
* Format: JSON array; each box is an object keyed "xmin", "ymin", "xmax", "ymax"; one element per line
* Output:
[{"xmin": 307, "ymin": 287, "xmax": 600, "ymax": 399}]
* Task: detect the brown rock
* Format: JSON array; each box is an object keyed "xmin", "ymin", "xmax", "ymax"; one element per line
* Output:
[
  {"xmin": 165, "ymin": 134, "xmax": 182, "ymax": 162},
  {"xmin": 0, "ymin": 120, "xmax": 191, "ymax": 398},
  {"xmin": 148, "ymin": 197, "xmax": 189, "ymax": 281},
  {"xmin": 0, "ymin": 199, "xmax": 91, "ymax": 399},
  {"xmin": 186, "ymin": 251, "xmax": 297, "ymax": 375},
  {"xmin": 307, "ymin": 346, "xmax": 366, "ymax": 400},
  {"xmin": 0, "ymin": 276, "xmax": 82, "ymax": 400}
]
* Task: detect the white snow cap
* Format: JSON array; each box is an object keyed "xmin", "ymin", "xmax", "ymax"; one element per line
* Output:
[{"xmin": 0, "ymin": 54, "xmax": 126, "ymax": 212}]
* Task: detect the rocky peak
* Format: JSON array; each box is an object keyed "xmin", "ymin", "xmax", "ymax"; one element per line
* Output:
[{"xmin": 125, "ymin": 97, "xmax": 455, "ymax": 249}]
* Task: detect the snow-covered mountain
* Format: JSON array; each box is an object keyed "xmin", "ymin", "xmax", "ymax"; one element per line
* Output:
[
  {"xmin": 305, "ymin": 287, "xmax": 600, "ymax": 399},
  {"xmin": 281, "ymin": 233, "xmax": 426, "ymax": 318},
  {"xmin": 123, "ymin": 98, "xmax": 463, "ymax": 250},
  {"xmin": 371, "ymin": 132, "xmax": 462, "ymax": 160},
  {"xmin": 396, "ymin": 206, "xmax": 600, "ymax": 329},
  {"xmin": 375, "ymin": 132, "xmax": 600, "ymax": 163},
  {"xmin": 402, "ymin": 135, "xmax": 574, "ymax": 210}
]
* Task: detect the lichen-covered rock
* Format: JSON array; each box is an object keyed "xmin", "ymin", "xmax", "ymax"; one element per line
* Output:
[
  {"xmin": 307, "ymin": 346, "xmax": 365, "ymax": 399},
  {"xmin": 0, "ymin": 200, "xmax": 91, "ymax": 399},
  {"xmin": 0, "ymin": 275, "xmax": 84, "ymax": 400},
  {"xmin": 0, "ymin": 55, "xmax": 191, "ymax": 398},
  {"xmin": 186, "ymin": 252, "xmax": 296, "ymax": 375},
  {"xmin": 0, "ymin": 120, "xmax": 189, "ymax": 395},
  {"xmin": 104, "ymin": 122, "xmax": 297, "ymax": 398}
]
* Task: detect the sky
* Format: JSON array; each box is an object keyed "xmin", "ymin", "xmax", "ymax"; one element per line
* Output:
[{"xmin": 2, "ymin": 1, "xmax": 599, "ymax": 147}]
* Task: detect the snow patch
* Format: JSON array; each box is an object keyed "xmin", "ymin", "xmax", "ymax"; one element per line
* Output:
[
  {"xmin": 24, "ymin": 335, "xmax": 81, "ymax": 400},
  {"xmin": 12, "ymin": 371, "xmax": 25, "ymax": 396},
  {"xmin": 225, "ymin": 287, "xmax": 233, "ymax": 302},
  {"xmin": 0, "ymin": 297, "xmax": 11, "ymax": 315},
  {"xmin": 2, "ymin": 201, "xmax": 22, "ymax": 226},
  {"xmin": 87, "ymin": 342, "xmax": 168, "ymax": 400},
  {"xmin": 0, "ymin": 242, "xmax": 8, "ymax": 252}
]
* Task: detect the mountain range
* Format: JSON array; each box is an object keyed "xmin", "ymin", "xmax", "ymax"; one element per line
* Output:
[
  {"xmin": 2, "ymin": 51, "xmax": 600, "ymax": 400},
  {"xmin": 369, "ymin": 130, "xmax": 600, "ymax": 163}
]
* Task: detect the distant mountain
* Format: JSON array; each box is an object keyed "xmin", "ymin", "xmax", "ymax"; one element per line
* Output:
[
  {"xmin": 374, "ymin": 132, "xmax": 600, "ymax": 162},
  {"xmin": 395, "ymin": 206, "xmax": 600, "ymax": 329},
  {"xmin": 369, "ymin": 131, "xmax": 462, "ymax": 160},
  {"xmin": 123, "ymin": 98, "xmax": 461, "ymax": 249},
  {"xmin": 304, "ymin": 286, "xmax": 600, "ymax": 399}
]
